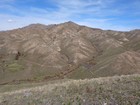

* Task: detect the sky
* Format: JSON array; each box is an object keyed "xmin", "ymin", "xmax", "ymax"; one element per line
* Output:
[{"xmin": 0, "ymin": 0, "xmax": 140, "ymax": 31}]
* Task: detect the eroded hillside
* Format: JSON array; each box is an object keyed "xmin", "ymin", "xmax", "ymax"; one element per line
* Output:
[{"xmin": 0, "ymin": 21, "xmax": 140, "ymax": 84}]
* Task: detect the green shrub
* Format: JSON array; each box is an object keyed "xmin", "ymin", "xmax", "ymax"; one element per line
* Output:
[{"xmin": 8, "ymin": 62, "xmax": 24, "ymax": 72}]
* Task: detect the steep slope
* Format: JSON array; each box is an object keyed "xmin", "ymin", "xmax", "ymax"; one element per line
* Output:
[
  {"xmin": 124, "ymin": 30, "xmax": 140, "ymax": 52},
  {"xmin": 0, "ymin": 22, "xmax": 98, "ymax": 84},
  {"xmin": 0, "ymin": 22, "xmax": 140, "ymax": 84},
  {"xmin": 90, "ymin": 51, "xmax": 140, "ymax": 77}
]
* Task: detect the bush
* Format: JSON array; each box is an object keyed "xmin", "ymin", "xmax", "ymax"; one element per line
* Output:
[{"xmin": 8, "ymin": 62, "xmax": 24, "ymax": 72}]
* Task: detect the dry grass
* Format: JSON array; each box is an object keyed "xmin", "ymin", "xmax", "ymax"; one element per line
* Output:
[{"xmin": 0, "ymin": 74, "xmax": 140, "ymax": 105}]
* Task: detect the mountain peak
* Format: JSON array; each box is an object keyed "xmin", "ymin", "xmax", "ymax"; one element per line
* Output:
[
  {"xmin": 66, "ymin": 21, "xmax": 75, "ymax": 23},
  {"xmin": 63, "ymin": 21, "xmax": 78, "ymax": 25}
]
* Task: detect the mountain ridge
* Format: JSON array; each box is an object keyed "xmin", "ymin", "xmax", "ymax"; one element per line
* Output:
[{"xmin": 0, "ymin": 21, "xmax": 140, "ymax": 84}]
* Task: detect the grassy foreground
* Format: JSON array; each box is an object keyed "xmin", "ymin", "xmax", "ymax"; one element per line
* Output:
[{"xmin": 0, "ymin": 74, "xmax": 140, "ymax": 105}]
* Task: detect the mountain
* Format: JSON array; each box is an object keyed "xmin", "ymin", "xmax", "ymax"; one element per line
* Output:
[{"xmin": 0, "ymin": 21, "xmax": 140, "ymax": 84}]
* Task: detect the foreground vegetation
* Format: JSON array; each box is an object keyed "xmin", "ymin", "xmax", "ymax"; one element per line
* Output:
[{"xmin": 0, "ymin": 74, "xmax": 140, "ymax": 105}]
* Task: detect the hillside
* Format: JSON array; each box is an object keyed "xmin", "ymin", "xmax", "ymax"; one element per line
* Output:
[
  {"xmin": 0, "ymin": 74, "xmax": 140, "ymax": 105},
  {"xmin": 0, "ymin": 21, "xmax": 140, "ymax": 84}
]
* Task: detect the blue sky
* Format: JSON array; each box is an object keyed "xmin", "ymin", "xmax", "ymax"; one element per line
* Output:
[{"xmin": 0, "ymin": 0, "xmax": 140, "ymax": 31}]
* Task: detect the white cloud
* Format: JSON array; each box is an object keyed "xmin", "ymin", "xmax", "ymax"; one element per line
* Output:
[{"xmin": 7, "ymin": 19, "xmax": 15, "ymax": 22}]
